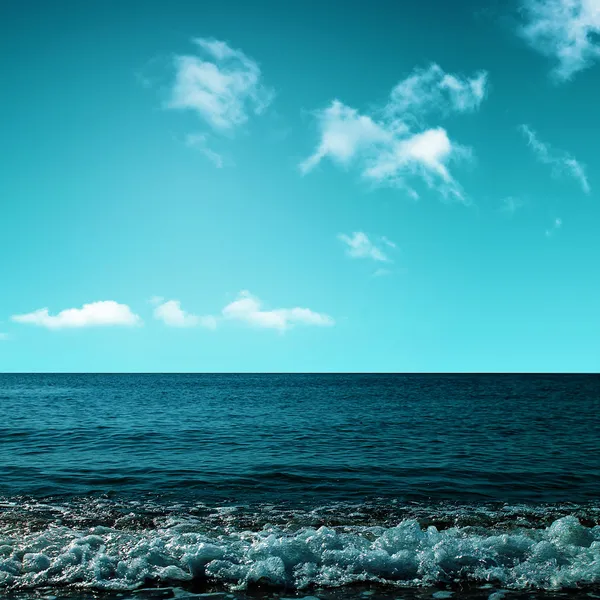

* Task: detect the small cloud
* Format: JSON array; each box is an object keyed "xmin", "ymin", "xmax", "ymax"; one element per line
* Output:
[
  {"xmin": 300, "ymin": 64, "xmax": 487, "ymax": 202},
  {"xmin": 167, "ymin": 37, "xmax": 274, "ymax": 132},
  {"xmin": 338, "ymin": 232, "xmax": 393, "ymax": 262},
  {"xmin": 12, "ymin": 301, "xmax": 142, "ymax": 330},
  {"xmin": 380, "ymin": 236, "xmax": 397, "ymax": 249},
  {"xmin": 153, "ymin": 299, "xmax": 217, "ymax": 329},
  {"xmin": 545, "ymin": 216, "xmax": 563, "ymax": 236},
  {"xmin": 0, "ymin": 333, "xmax": 9, "ymax": 341},
  {"xmin": 222, "ymin": 291, "xmax": 334, "ymax": 332},
  {"xmin": 185, "ymin": 133, "xmax": 224, "ymax": 168},
  {"xmin": 373, "ymin": 268, "xmax": 392, "ymax": 277},
  {"xmin": 500, "ymin": 196, "xmax": 524, "ymax": 214},
  {"xmin": 519, "ymin": 0, "xmax": 600, "ymax": 82},
  {"xmin": 519, "ymin": 124, "xmax": 590, "ymax": 193}
]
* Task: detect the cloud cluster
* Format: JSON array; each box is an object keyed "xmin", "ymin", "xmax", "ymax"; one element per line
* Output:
[
  {"xmin": 9, "ymin": 294, "xmax": 334, "ymax": 335},
  {"xmin": 12, "ymin": 301, "xmax": 142, "ymax": 330},
  {"xmin": 520, "ymin": 0, "xmax": 600, "ymax": 81},
  {"xmin": 168, "ymin": 38, "xmax": 274, "ymax": 132},
  {"xmin": 519, "ymin": 124, "xmax": 590, "ymax": 193},
  {"xmin": 153, "ymin": 294, "xmax": 332, "ymax": 332},
  {"xmin": 338, "ymin": 232, "xmax": 395, "ymax": 262},
  {"xmin": 300, "ymin": 64, "xmax": 488, "ymax": 201}
]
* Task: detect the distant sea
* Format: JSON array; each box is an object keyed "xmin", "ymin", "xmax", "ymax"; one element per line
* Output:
[{"xmin": 1, "ymin": 374, "xmax": 599, "ymax": 600}]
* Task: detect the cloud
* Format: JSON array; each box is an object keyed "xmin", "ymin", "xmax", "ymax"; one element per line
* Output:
[
  {"xmin": 222, "ymin": 291, "xmax": 334, "ymax": 331},
  {"xmin": 0, "ymin": 333, "xmax": 9, "ymax": 341},
  {"xmin": 300, "ymin": 64, "xmax": 487, "ymax": 201},
  {"xmin": 546, "ymin": 216, "xmax": 563, "ymax": 236},
  {"xmin": 519, "ymin": 0, "xmax": 600, "ymax": 81},
  {"xmin": 500, "ymin": 196, "xmax": 524, "ymax": 214},
  {"xmin": 338, "ymin": 232, "xmax": 393, "ymax": 262},
  {"xmin": 386, "ymin": 64, "xmax": 488, "ymax": 117},
  {"xmin": 519, "ymin": 124, "xmax": 590, "ymax": 193},
  {"xmin": 373, "ymin": 268, "xmax": 392, "ymax": 277},
  {"xmin": 299, "ymin": 102, "xmax": 392, "ymax": 174},
  {"xmin": 185, "ymin": 133, "xmax": 224, "ymax": 168},
  {"xmin": 12, "ymin": 301, "xmax": 142, "ymax": 330},
  {"xmin": 168, "ymin": 37, "xmax": 274, "ymax": 132},
  {"xmin": 153, "ymin": 299, "xmax": 217, "ymax": 329}
]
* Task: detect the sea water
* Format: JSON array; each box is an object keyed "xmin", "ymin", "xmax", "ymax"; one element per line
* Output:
[{"xmin": 0, "ymin": 374, "xmax": 599, "ymax": 599}]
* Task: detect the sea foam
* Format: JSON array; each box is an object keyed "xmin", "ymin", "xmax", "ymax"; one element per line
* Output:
[{"xmin": 0, "ymin": 516, "xmax": 599, "ymax": 592}]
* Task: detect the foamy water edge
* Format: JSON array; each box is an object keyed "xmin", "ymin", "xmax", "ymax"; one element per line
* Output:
[{"xmin": 1, "ymin": 514, "xmax": 599, "ymax": 593}]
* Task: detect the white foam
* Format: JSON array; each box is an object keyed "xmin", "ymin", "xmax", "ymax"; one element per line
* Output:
[{"xmin": 0, "ymin": 516, "xmax": 599, "ymax": 592}]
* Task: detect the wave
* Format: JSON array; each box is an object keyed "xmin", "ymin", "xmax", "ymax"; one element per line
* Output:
[{"xmin": 0, "ymin": 499, "xmax": 599, "ymax": 594}]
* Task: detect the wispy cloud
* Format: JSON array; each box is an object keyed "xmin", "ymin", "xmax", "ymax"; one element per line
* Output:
[
  {"xmin": 153, "ymin": 299, "xmax": 217, "ymax": 329},
  {"xmin": 168, "ymin": 38, "xmax": 274, "ymax": 132},
  {"xmin": 500, "ymin": 196, "xmax": 524, "ymax": 214},
  {"xmin": 385, "ymin": 64, "xmax": 487, "ymax": 117},
  {"xmin": 338, "ymin": 232, "xmax": 394, "ymax": 262},
  {"xmin": 185, "ymin": 133, "xmax": 224, "ymax": 168},
  {"xmin": 222, "ymin": 291, "xmax": 334, "ymax": 332},
  {"xmin": 300, "ymin": 64, "xmax": 487, "ymax": 202},
  {"xmin": 519, "ymin": 124, "xmax": 590, "ymax": 193},
  {"xmin": 546, "ymin": 216, "xmax": 563, "ymax": 236},
  {"xmin": 519, "ymin": 0, "xmax": 600, "ymax": 82},
  {"xmin": 0, "ymin": 333, "xmax": 9, "ymax": 341},
  {"xmin": 373, "ymin": 268, "xmax": 392, "ymax": 277},
  {"xmin": 12, "ymin": 301, "xmax": 142, "ymax": 330}
]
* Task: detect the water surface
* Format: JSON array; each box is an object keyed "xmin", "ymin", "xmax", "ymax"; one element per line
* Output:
[{"xmin": 1, "ymin": 374, "xmax": 599, "ymax": 598}]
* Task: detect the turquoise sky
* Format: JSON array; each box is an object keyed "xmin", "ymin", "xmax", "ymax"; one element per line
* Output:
[{"xmin": 1, "ymin": 0, "xmax": 599, "ymax": 372}]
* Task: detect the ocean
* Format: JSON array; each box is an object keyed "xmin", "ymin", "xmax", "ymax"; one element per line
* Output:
[{"xmin": 0, "ymin": 373, "xmax": 599, "ymax": 600}]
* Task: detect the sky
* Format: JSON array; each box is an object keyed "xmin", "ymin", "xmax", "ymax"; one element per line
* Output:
[{"xmin": 1, "ymin": 0, "xmax": 599, "ymax": 372}]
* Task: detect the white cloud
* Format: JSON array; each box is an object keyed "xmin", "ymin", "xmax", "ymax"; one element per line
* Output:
[
  {"xmin": 519, "ymin": 124, "xmax": 590, "ymax": 193},
  {"xmin": 364, "ymin": 127, "xmax": 471, "ymax": 198},
  {"xmin": 386, "ymin": 63, "xmax": 487, "ymax": 117},
  {"xmin": 338, "ymin": 232, "xmax": 392, "ymax": 262},
  {"xmin": 301, "ymin": 64, "xmax": 487, "ymax": 201},
  {"xmin": 168, "ymin": 37, "xmax": 274, "ymax": 132},
  {"xmin": 153, "ymin": 299, "xmax": 217, "ymax": 329},
  {"xmin": 546, "ymin": 216, "xmax": 563, "ymax": 236},
  {"xmin": 185, "ymin": 133, "xmax": 224, "ymax": 168},
  {"xmin": 222, "ymin": 291, "xmax": 334, "ymax": 331},
  {"xmin": 520, "ymin": 0, "xmax": 600, "ymax": 81},
  {"xmin": 563, "ymin": 157, "xmax": 590, "ymax": 191},
  {"xmin": 12, "ymin": 301, "xmax": 142, "ymax": 330},
  {"xmin": 299, "ymin": 101, "xmax": 392, "ymax": 174},
  {"xmin": 0, "ymin": 333, "xmax": 9, "ymax": 341}
]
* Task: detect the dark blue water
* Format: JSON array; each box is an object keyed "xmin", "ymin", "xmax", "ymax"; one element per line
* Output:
[{"xmin": 1, "ymin": 374, "xmax": 599, "ymax": 598}]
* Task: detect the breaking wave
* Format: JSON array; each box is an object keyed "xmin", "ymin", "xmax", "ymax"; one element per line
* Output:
[{"xmin": 1, "ymin": 499, "xmax": 599, "ymax": 594}]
